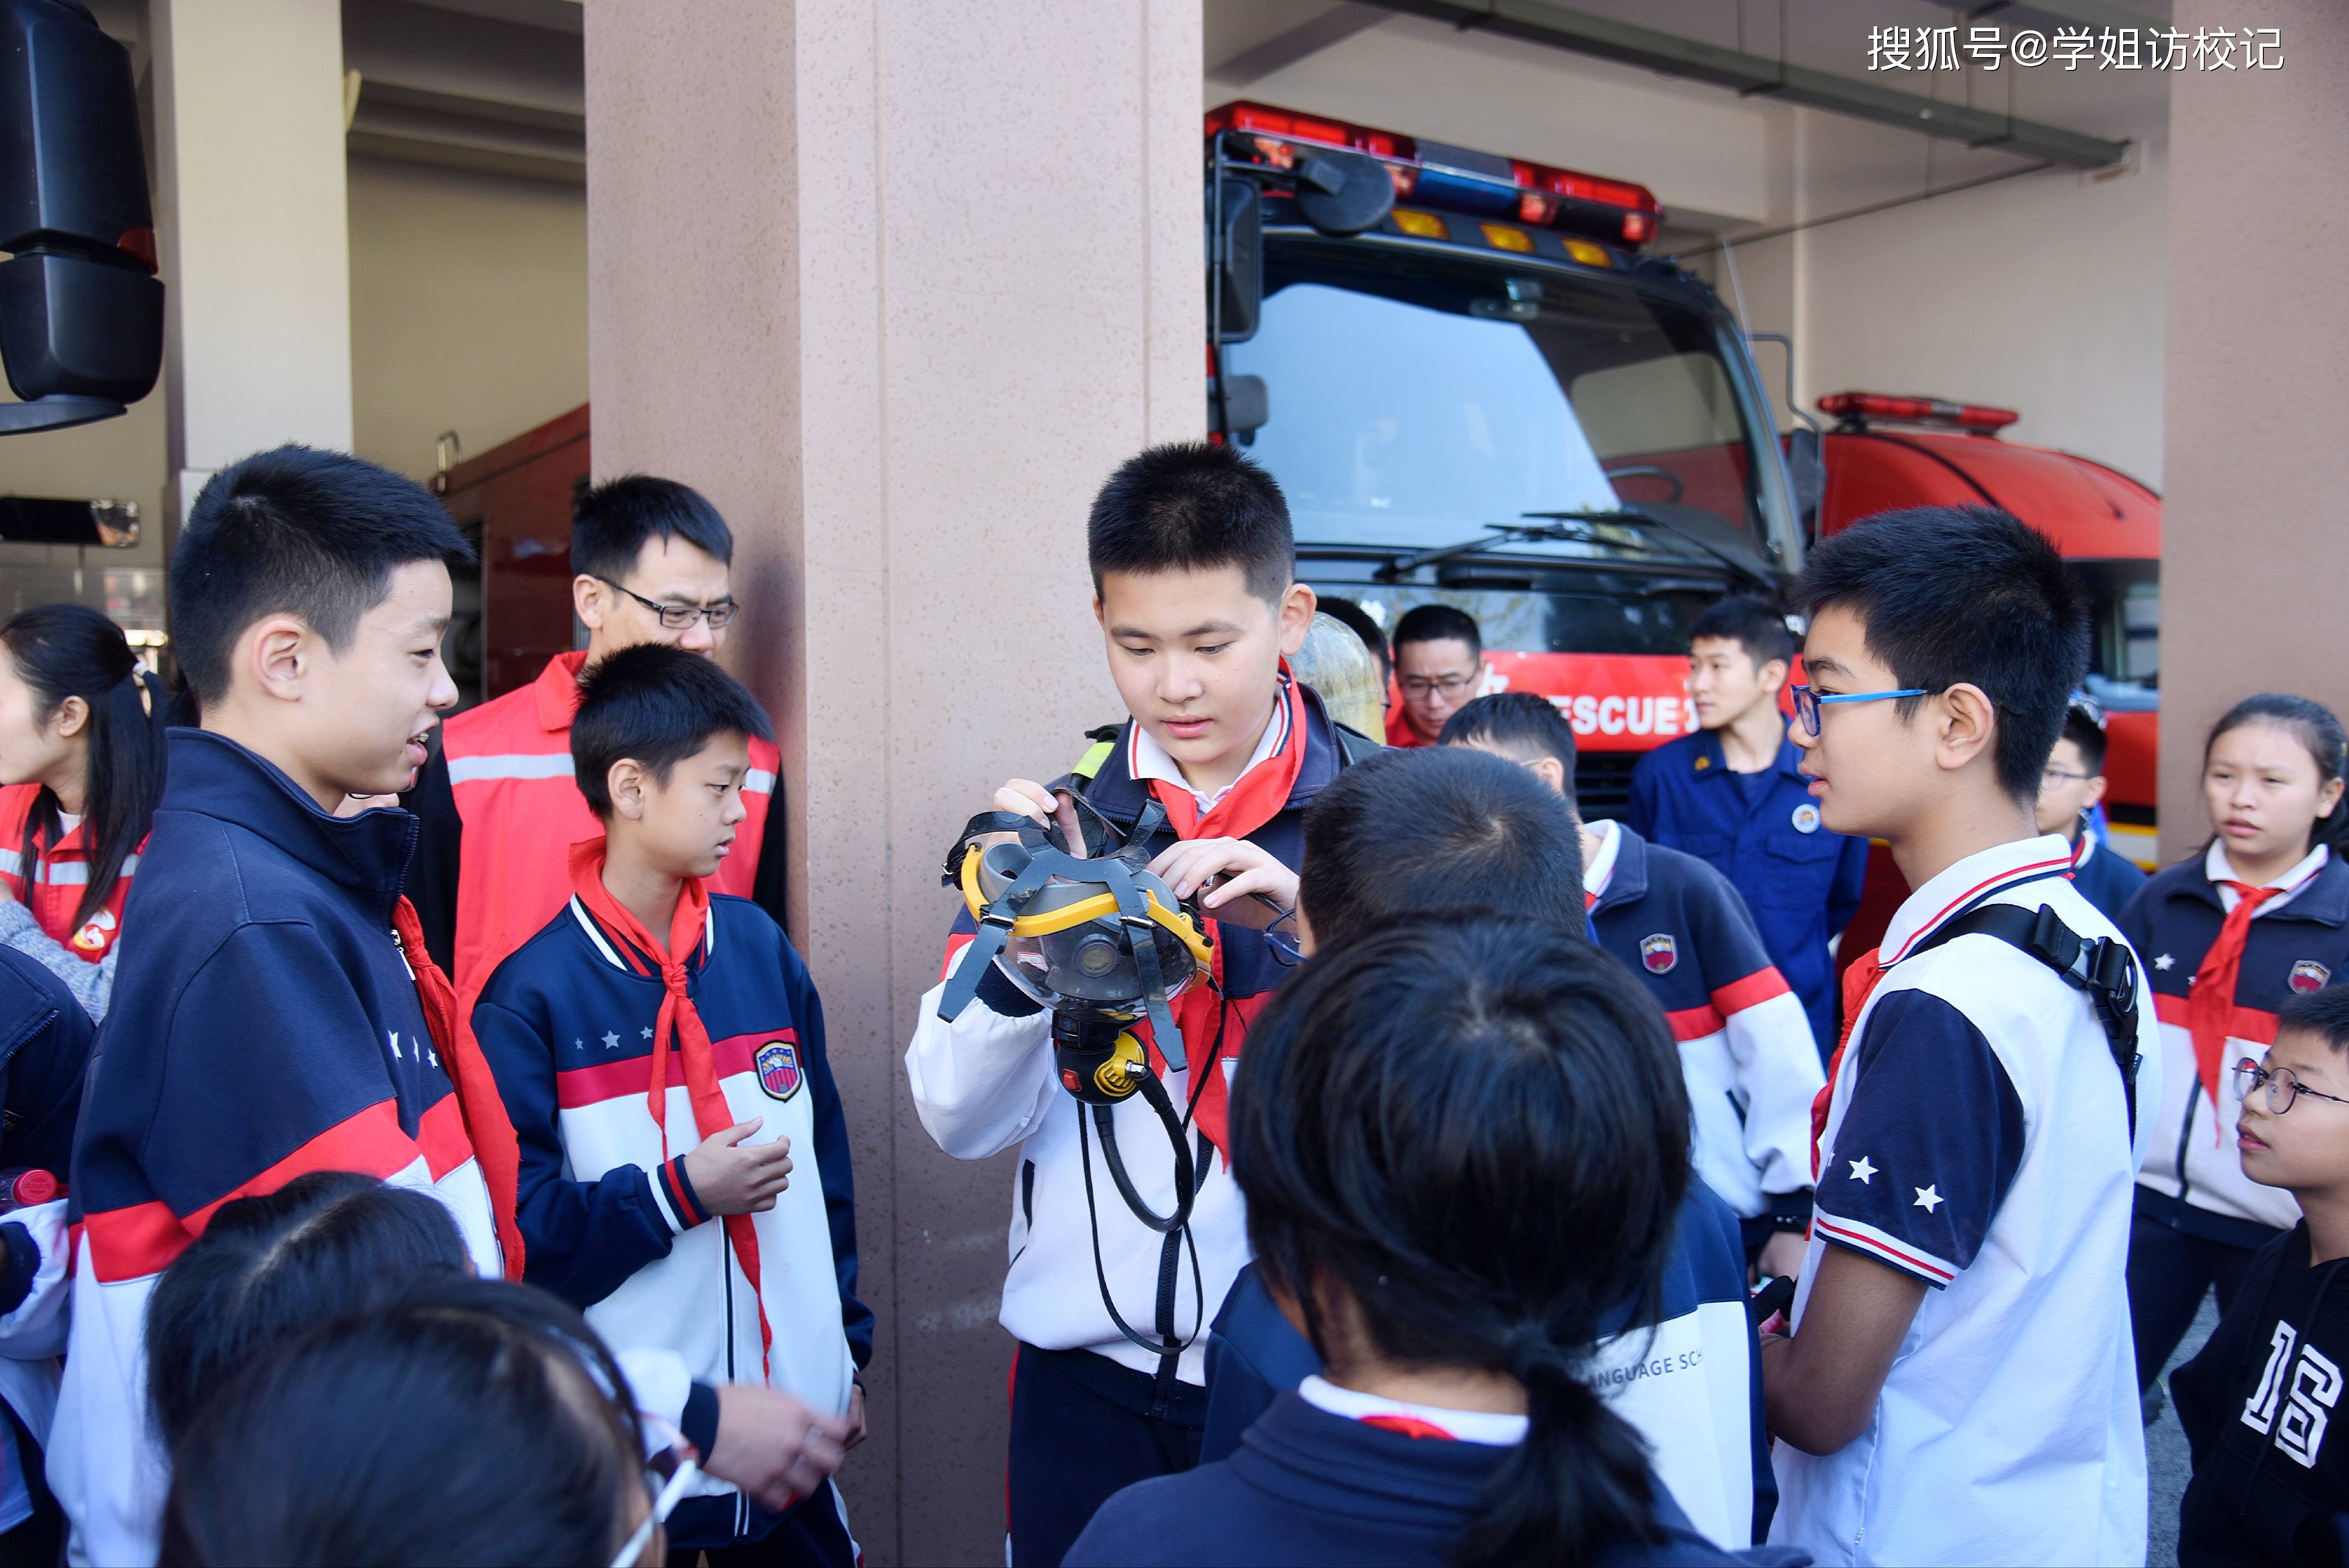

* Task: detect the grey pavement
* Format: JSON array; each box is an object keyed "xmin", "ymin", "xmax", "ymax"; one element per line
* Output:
[{"xmin": 2147, "ymin": 1293, "xmax": 2221, "ymax": 1568}]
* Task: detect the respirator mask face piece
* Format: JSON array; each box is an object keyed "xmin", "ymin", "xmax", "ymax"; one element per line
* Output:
[{"xmin": 966, "ymin": 839, "xmax": 1204, "ymax": 1016}]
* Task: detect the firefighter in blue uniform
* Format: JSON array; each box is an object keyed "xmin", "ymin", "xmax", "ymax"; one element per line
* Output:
[{"xmin": 1630, "ymin": 597, "xmax": 1866, "ymax": 1062}]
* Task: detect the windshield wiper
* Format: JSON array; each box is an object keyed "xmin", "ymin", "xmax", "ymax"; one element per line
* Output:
[{"xmin": 1372, "ymin": 510, "xmax": 1777, "ymax": 593}]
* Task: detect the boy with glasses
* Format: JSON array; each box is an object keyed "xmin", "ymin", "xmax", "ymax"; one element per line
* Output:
[
  {"xmin": 1764, "ymin": 506, "xmax": 2158, "ymax": 1567},
  {"xmin": 1385, "ymin": 604, "xmax": 1483, "ymax": 748},
  {"xmin": 2036, "ymin": 697, "xmax": 2148, "ymax": 924},
  {"xmin": 2172, "ymin": 985, "xmax": 2349, "ymax": 1566},
  {"xmin": 408, "ymin": 477, "xmax": 787, "ymax": 1007}
]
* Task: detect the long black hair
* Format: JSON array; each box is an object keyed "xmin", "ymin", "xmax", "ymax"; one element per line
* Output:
[
  {"xmin": 145, "ymin": 1171, "xmax": 472, "ymax": 1447},
  {"xmin": 0, "ymin": 604, "xmax": 164, "ymax": 927},
  {"xmin": 2203, "ymin": 694, "xmax": 2349, "ymax": 857},
  {"xmin": 159, "ymin": 1277, "xmax": 648, "ymax": 1568},
  {"xmin": 1230, "ymin": 916, "xmax": 1691, "ymax": 1568}
]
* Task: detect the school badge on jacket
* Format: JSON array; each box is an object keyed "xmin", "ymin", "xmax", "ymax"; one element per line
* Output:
[
  {"xmin": 756, "ymin": 1038, "xmax": 803, "ymax": 1102},
  {"xmin": 1641, "ymin": 933, "xmax": 1678, "ymax": 974},
  {"xmin": 2291, "ymin": 960, "xmax": 2331, "ymax": 994}
]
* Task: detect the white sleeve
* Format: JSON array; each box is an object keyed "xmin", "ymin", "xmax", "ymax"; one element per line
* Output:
[
  {"xmin": 1724, "ymin": 988, "xmax": 1827, "ymax": 1198},
  {"xmin": 904, "ymin": 947, "xmax": 1056, "ymax": 1162},
  {"xmin": 0, "ymin": 1201, "xmax": 70, "ymax": 1362},
  {"xmin": 52, "ymin": 1236, "xmax": 169, "ymax": 1568}
]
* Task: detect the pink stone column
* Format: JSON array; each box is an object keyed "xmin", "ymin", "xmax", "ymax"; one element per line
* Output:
[
  {"xmin": 2161, "ymin": 3, "xmax": 2349, "ymax": 855},
  {"xmin": 584, "ymin": 4, "xmax": 1200, "ymax": 1560}
]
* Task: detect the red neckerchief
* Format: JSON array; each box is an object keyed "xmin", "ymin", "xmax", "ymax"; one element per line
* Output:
[
  {"xmin": 1135, "ymin": 676, "xmax": 1309, "ymax": 1159},
  {"xmin": 1811, "ymin": 950, "xmax": 1884, "ymax": 1181},
  {"xmin": 568, "ymin": 839, "xmax": 771, "ymax": 1370},
  {"xmin": 392, "ymin": 896, "xmax": 526, "ymax": 1280},
  {"xmin": 2187, "ymin": 877, "xmax": 2287, "ymax": 1138}
]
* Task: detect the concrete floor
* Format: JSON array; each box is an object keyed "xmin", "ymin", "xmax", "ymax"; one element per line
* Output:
[{"xmin": 2147, "ymin": 1294, "xmax": 2222, "ymax": 1568}]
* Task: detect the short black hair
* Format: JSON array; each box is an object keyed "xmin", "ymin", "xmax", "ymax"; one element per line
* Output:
[
  {"xmin": 1316, "ymin": 597, "xmax": 1391, "ymax": 681},
  {"xmin": 570, "ymin": 475, "xmax": 734, "ymax": 585},
  {"xmin": 1442, "ymin": 692, "xmax": 1577, "ymax": 775},
  {"xmin": 571, "ymin": 644, "xmax": 774, "ymax": 819},
  {"xmin": 171, "ymin": 446, "xmax": 474, "ymax": 708},
  {"xmin": 2279, "ymin": 986, "xmax": 2349, "ymax": 1055},
  {"xmin": 1688, "ymin": 595, "xmax": 1794, "ymax": 668},
  {"xmin": 1795, "ymin": 505, "xmax": 2087, "ymax": 802},
  {"xmin": 1087, "ymin": 442, "xmax": 1293, "ymax": 603},
  {"xmin": 1300, "ymin": 746, "xmax": 1584, "ymax": 949},
  {"xmin": 1392, "ymin": 602, "xmax": 1481, "ymax": 658},
  {"xmin": 2059, "ymin": 704, "xmax": 2108, "ymax": 775}
]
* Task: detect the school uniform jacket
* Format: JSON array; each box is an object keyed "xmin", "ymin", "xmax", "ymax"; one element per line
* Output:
[
  {"xmin": 52, "ymin": 730, "xmax": 504, "ymax": 1568},
  {"xmin": 408, "ymin": 651, "xmax": 784, "ymax": 1001},
  {"xmin": 904, "ymin": 685, "xmax": 1351, "ymax": 1384},
  {"xmin": 1630, "ymin": 729, "xmax": 1868, "ymax": 1055},
  {"xmin": 2069, "ymin": 829, "xmax": 2149, "ymax": 927},
  {"xmin": 473, "ymin": 890, "xmax": 869, "ymax": 1504},
  {"xmin": 2123, "ymin": 844, "xmax": 2349, "ymax": 1237},
  {"xmin": 1585, "ymin": 822, "xmax": 1822, "ymax": 1221},
  {"xmin": 1202, "ymin": 1180, "xmax": 1776, "ymax": 1550},
  {"xmin": 0, "ymin": 783, "xmax": 139, "ymax": 961}
]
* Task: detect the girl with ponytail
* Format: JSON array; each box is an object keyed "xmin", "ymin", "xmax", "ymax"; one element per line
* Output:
[
  {"xmin": 0, "ymin": 604, "xmax": 165, "ymax": 1020},
  {"xmin": 2122, "ymin": 693, "xmax": 2349, "ymax": 1398},
  {"xmin": 1066, "ymin": 917, "xmax": 1766, "ymax": 1568}
]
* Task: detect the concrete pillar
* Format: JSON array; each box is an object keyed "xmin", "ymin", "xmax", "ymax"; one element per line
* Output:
[
  {"xmin": 582, "ymin": 4, "xmax": 1200, "ymax": 1561},
  {"xmin": 2159, "ymin": 2, "xmax": 2349, "ymax": 855},
  {"xmin": 146, "ymin": 0, "xmax": 353, "ymax": 519}
]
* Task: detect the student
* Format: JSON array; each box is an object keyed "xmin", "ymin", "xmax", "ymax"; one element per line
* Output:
[
  {"xmin": 2169, "ymin": 986, "xmax": 2349, "ymax": 1566},
  {"xmin": 0, "ymin": 944, "xmax": 95, "ymax": 1564},
  {"xmin": 2122, "ymin": 694, "xmax": 2349, "ymax": 1397},
  {"xmin": 1069, "ymin": 918, "xmax": 1762, "ymax": 1568},
  {"xmin": 2038, "ymin": 696, "xmax": 2147, "ymax": 924},
  {"xmin": 1204, "ymin": 743, "xmax": 1776, "ymax": 1551},
  {"xmin": 1630, "ymin": 595, "xmax": 1865, "ymax": 1060},
  {"xmin": 161, "ymin": 1278, "xmax": 661, "ymax": 1568},
  {"xmin": 1759, "ymin": 505, "xmax": 2156, "ymax": 1566},
  {"xmin": 905, "ymin": 443, "xmax": 1358, "ymax": 1568},
  {"xmin": 53, "ymin": 446, "xmax": 523, "ymax": 1566},
  {"xmin": 1444, "ymin": 692, "xmax": 1822, "ymax": 1281},
  {"xmin": 1386, "ymin": 603, "xmax": 1482, "ymax": 748},
  {"xmin": 0, "ymin": 603, "xmax": 167, "ymax": 1020},
  {"xmin": 474, "ymin": 644, "xmax": 864, "ymax": 1564},
  {"xmin": 408, "ymin": 475, "xmax": 787, "ymax": 1002}
]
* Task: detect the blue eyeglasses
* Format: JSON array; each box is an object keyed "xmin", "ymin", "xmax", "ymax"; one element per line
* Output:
[{"xmin": 1789, "ymin": 683, "xmax": 1928, "ymax": 738}]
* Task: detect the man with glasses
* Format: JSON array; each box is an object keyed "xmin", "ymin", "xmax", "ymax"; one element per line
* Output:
[
  {"xmin": 409, "ymin": 476, "xmax": 787, "ymax": 1005},
  {"xmin": 1385, "ymin": 603, "xmax": 1484, "ymax": 748},
  {"xmin": 2035, "ymin": 696, "xmax": 2147, "ymax": 923}
]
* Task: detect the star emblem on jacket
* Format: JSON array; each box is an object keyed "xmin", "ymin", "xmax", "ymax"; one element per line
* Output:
[
  {"xmin": 1913, "ymin": 1185, "xmax": 1943, "ymax": 1213},
  {"xmin": 1848, "ymin": 1156, "xmax": 1877, "ymax": 1184},
  {"xmin": 2155, "ymin": 953, "xmax": 2174, "ymax": 971},
  {"xmin": 602, "ymin": 1031, "xmax": 621, "ymax": 1050}
]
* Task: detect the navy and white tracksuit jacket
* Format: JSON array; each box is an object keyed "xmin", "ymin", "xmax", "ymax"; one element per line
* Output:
[
  {"xmin": 2123, "ymin": 843, "xmax": 2349, "ymax": 1240},
  {"xmin": 1201, "ymin": 1180, "xmax": 1776, "ymax": 1549},
  {"xmin": 474, "ymin": 891, "xmax": 870, "ymax": 1547},
  {"xmin": 56, "ymin": 730, "xmax": 505, "ymax": 1565},
  {"xmin": 1584, "ymin": 822, "xmax": 1823, "ymax": 1222}
]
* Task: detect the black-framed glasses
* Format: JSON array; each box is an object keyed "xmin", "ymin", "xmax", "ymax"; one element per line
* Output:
[
  {"xmin": 1398, "ymin": 672, "xmax": 1478, "ymax": 698},
  {"xmin": 597, "ymin": 577, "xmax": 740, "ymax": 632},
  {"xmin": 1789, "ymin": 682, "xmax": 1928, "ymax": 738},
  {"xmin": 2040, "ymin": 766, "xmax": 2093, "ymax": 790},
  {"xmin": 2234, "ymin": 1056, "xmax": 2349, "ymax": 1116}
]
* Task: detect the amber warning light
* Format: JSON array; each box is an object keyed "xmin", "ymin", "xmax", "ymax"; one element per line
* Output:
[
  {"xmin": 1818, "ymin": 391, "xmax": 2021, "ymax": 434},
  {"xmin": 1205, "ymin": 101, "xmax": 1662, "ymax": 249}
]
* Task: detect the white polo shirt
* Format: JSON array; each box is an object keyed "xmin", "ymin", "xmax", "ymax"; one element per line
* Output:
[{"xmin": 1770, "ymin": 834, "xmax": 2159, "ymax": 1567}]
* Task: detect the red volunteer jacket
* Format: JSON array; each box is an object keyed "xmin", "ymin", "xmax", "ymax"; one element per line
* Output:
[{"xmin": 0, "ymin": 783, "xmax": 139, "ymax": 960}]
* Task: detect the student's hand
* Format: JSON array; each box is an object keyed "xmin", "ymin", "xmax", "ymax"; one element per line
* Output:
[
  {"xmin": 682, "ymin": 1119, "xmax": 793, "ymax": 1216},
  {"xmin": 1148, "ymin": 838, "xmax": 1299, "ymax": 930},
  {"xmin": 1754, "ymin": 1230, "xmax": 1807, "ymax": 1284},
  {"xmin": 988, "ymin": 779, "xmax": 1085, "ymax": 854},
  {"xmin": 705, "ymin": 1385, "xmax": 851, "ymax": 1510},
  {"xmin": 843, "ymin": 1383, "xmax": 868, "ymax": 1450}
]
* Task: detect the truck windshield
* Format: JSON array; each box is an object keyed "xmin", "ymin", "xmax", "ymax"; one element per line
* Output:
[{"xmin": 1224, "ymin": 239, "xmax": 1770, "ymax": 565}]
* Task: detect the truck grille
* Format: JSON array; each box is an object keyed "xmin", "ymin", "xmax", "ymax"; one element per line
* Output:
[{"xmin": 1575, "ymin": 752, "xmax": 1642, "ymax": 820}]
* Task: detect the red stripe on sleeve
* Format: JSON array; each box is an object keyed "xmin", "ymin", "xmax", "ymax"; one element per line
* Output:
[
  {"xmin": 1711, "ymin": 967, "xmax": 1793, "ymax": 1016},
  {"xmin": 83, "ymin": 1201, "xmax": 189, "ymax": 1285},
  {"xmin": 415, "ymin": 1092, "xmax": 476, "ymax": 1181},
  {"xmin": 1665, "ymin": 1003, "xmax": 1726, "ymax": 1042}
]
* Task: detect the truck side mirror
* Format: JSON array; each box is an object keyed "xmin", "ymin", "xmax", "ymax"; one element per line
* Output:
[
  {"xmin": 1210, "ymin": 177, "xmax": 1261, "ymax": 344},
  {"xmin": 0, "ymin": 0, "xmax": 164, "ymax": 436}
]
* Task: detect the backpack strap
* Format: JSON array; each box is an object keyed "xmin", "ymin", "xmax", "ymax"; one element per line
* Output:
[{"xmin": 1908, "ymin": 901, "xmax": 2144, "ymax": 1138}]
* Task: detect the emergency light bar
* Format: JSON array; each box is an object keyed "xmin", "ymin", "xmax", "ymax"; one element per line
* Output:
[
  {"xmin": 1205, "ymin": 101, "xmax": 1662, "ymax": 249},
  {"xmin": 1817, "ymin": 391, "xmax": 2020, "ymax": 434}
]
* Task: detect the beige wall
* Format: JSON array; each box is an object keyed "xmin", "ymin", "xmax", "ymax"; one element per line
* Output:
[
  {"xmin": 583, "ymin": 2, "xmax": 1199, "ymax": 1561},
  {"xmin": 348, "ymin": 157, "xmax": 589, "ymax": 482},
  {"xmin": 2159, "ymin": 0, "xmax": 2349, "ymax": 860}
]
